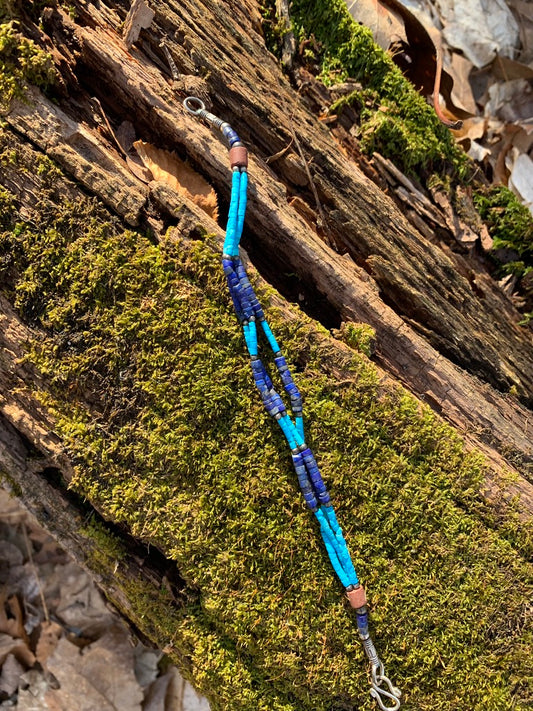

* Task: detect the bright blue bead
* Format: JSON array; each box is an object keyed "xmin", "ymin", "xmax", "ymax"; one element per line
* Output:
[{"xmin": 261, "ymin": 321, "xmax": 280, "ymax": 352}]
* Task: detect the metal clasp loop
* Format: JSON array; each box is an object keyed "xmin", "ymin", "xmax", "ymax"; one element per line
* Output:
[
  {"xmin": 183, "ymin": 96, "xmax": 206, "ymax": 115},
  {"xmin": 370, "ymin": 662, "xmax": 401, "ymax": 710}
]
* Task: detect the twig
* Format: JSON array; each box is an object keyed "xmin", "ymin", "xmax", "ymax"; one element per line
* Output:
[
  {"xmin": 265, "ymin": 137, "xmax": 294, "ymax": 164},
  {"xmin": 92, "ymin": 96, "xmax": 127, "ymax": 158},
  {"xmin": 160, "ymin": 38, "xmax": 180, "ymax": 81},
  {"xmin": 23, "ymin": 523, "xmax": 50, "ymax": 624},
  {"xmin": 287, "ymin": 122, "xmax": 331, "ymax": 242}
]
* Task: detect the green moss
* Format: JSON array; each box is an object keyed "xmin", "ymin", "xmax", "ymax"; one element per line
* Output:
[
  {"xmin": 0, "ymin": 21, "xmax": 54, "ymax": 110},
  {"xmin": 336, "ymin": 321, "xmax": 376, "ymax": 358},
  {"xmin": 0, "ymin": 147, "xmax": 531, "ymax": 709},
  {"xmin": 263, "ymin": 0, "xmax": 468, "ymax": 177},
  {"xmin": 0, "ymin": 471, "xmax": 23, "ymax": 497},
  {"xmin": 262, "ymin": 0, "xmax": 532, "ymax": 292},
  {"xmin": 80, "ymin": 517, "xmax": 127, "ymax": 568},
  {"xmin": 474, "ymin": 186, "xmax": 533, "ymax": 277}
]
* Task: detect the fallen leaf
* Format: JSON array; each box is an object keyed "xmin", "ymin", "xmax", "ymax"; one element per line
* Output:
[
  {"xmin": 509, "ymin": 153, "xmax": 533, "ymax": 215},
  {"xmin": 467, "ymin": 140, "xmax": 491, "ymax": 162},
  {"xmin": 449, "ymin": 53, "xmax": 477, "ymax": 114},
  {"xmin": 53, "ymin": 561, "xmax": 116, "ymax": 637},
  {"xmin": 348, "ymin": 0, "xmax": 468, "ymax": 124},
  {"xmin": 0, "ymin": 632, "xmax": 35, "ymax": 667},
  {"xmin": 0, "ymin": 540, "xmax": 24, "ymax": 568},
  {"xmin": 345, "ymin": 0, "xmax": 406, "ymax": 50},
  {"xmin": 36, "ymin": 621, "xmax": 63, "ymax": 667},
  {"xmin": 0, "ymin": 652, "xmax": 25, "ymax": 696},
  {"xmin": 44, "ymin": 631, "xmax": 144, "ymax": 711},
  {"xmin": 17, "ymin": 669, "xmax": 53, "ymax": 711},
  {"xmin": 455, "ymin": 117, "xmax": 487, "ymax": 141},
  {"xmin": 0, "ymin": 592, "xmax": 29, "ymax": 642},
  {"xmin": 514, "ymin": 0, "xmax": 533, "ymax": 63},
  {"xmin": 484, "ymin": 79, "xmax": 533, "ymax": 123},
  {"xmin": 491, "ymin": 54, "xmax": 533, "ymax": 82},
  {"xmin": 134, "ymin": 644, "xmax": 161, "ymax": 689},
  {"xmin": 134, "ymin": 141, "xmax": 219, "ymax": 221},
  {"xmin": 439, "ymin": 0, "xmax": 520, "ymax": 68},
  {"xmin": 143, "ymin": 666, "xmax": 210, "ymax": 711}
]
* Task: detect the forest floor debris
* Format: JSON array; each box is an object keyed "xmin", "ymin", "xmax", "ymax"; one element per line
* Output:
[{"xmin": 0, "ymin": 488, "xmax": 210, "ymax": 711}]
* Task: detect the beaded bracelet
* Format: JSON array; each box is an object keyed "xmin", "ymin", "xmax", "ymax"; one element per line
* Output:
[{"xmin": 184, "ymin": 96, "xmax": 401, "ymax": 711}]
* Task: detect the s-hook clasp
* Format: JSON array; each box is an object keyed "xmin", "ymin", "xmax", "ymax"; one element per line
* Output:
[{"xmin": 370, "ymin": 661, "xmax": 402, "ymax": 710}]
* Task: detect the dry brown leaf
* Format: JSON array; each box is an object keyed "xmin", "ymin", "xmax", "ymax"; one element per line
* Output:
[
  {"xmin": 127, "ymin": 154, "xmax": 154, "ymax": 183},
  {"xmin": 36, "ymin": 621, "xmax": 63, "ymax": 666},
  {"xmin": 491, "ymin": 55, "xmax": 533, "ymax": 82},
  {"xmin": 0, "ymin": 652, "xmax": 25, "ymax": 696},
  {"xmin": 134, "ymin": 140, "xmax": 218, "ymax": 221},
  {"xmin": 143, "ymin": 666, "xmax": 210, "ymax": 711},
  {"xmin": 509, "ymin": 153, "xmax": 533, "ymax": 214},
  {"xmin": 0, "ymin": 633, "xmax": 35, "ymax": 667},
  {"xmin": 438, "ymin": 0, "xmax": 520, "ymax": 68},
  {"xmin": 54, "ymin": 561, "xmax": 116, "ymax": 637},
  {"xmin": 17, "ymin": 669, "xmax": 52, "ymax": 711},
  {"xmin": 346, "ymin": 0, "xmax": 406, "ymax": 50},
  {"xmin": 449, "ymin": 53, "xmax": 477, "ymax": 114},
  {"xmin": 0, "ymin": 540, "xmax": 24, "ymax": 567},
  {"xmin": 0, "ymin": 592, "xmax": 28, "ymax": 641},
  {"xmin": 347, "ymin": 0, "xmax": 468, "ymax": 124},
  {"xmin": 453, "ymin": 117, "xmax": 487, "ymax": 143},
  {"xmin": 134, "ymin": 644, "xmax": 160, "ymax": 688},
  {"xmin": 44, "ymin": 631, "xmax": 144, "ymax": 711}
]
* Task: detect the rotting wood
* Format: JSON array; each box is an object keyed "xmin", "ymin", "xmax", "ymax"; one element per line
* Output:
[
  {"xmin": 2, "ymin": 1, "xmax": 531, "ymax": 483},
  {"xmin": 0, "ymin": 119, "xmax": 532, "ymax": 524},
  {"xmin": 122, "ymin": 0, "xmax": 155, "ymax": 50}
]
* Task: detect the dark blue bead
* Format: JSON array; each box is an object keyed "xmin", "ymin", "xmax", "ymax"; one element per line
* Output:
[
  {"xmin": 356, "ymin": 611, "xmax": 369, "ymax": 633},
  {"xmin": 318, "ymin": 492, "xmax": 331, "ymax": 504}
]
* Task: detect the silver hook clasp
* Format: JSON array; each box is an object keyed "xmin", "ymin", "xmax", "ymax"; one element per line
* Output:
[
  {"xmin": 370, "ymin": 662, "xmax": 401, "ymax": 710},
  {"xmin": 183, "ymin": 96, "xmax": 227, "ymax": 131},
  {"xmin": 183, "ymin": 96, "xmax": 206, "ymax": 116}
]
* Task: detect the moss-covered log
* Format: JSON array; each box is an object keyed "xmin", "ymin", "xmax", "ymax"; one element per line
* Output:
[{"xmin": 0, "ymin": 1, "xmax": 532, "ymax": 710}]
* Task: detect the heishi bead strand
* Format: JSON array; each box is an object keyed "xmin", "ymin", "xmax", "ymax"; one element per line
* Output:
[{"xmin": 183, "ymin": 96, "xmax": 401, "ymax": 711}]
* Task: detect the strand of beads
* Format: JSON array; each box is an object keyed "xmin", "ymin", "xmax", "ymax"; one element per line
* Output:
[
  {"xmin": 183, "ymin": 97, "xmax": 401, "ymax": 711},
  {"xmin": 220, "ymin": 132, "xmax": 361, "ymax": 604}
]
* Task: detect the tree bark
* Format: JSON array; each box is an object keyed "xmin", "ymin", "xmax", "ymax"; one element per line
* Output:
[{"xmin": 5, "ymin": 0, "xmax": 531, "ymax": 472}]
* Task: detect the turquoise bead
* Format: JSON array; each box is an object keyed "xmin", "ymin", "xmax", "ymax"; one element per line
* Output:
[{"xmin": 261, "ymin": 320, "xmax": 280, "ymax": 352}]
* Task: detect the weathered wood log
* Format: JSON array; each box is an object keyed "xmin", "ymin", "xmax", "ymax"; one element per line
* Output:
[
  {"xmin": 0, "ymin": 2, "xmax": 532, "ymax": 709},
  {"xmin": 6, "ymin": 1, "xmax": 533, "ymax": 478}
]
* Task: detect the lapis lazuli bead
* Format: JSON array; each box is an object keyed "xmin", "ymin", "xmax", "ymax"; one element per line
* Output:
[{"xmin": 222, "ymin": 158, "xmax": 361, "ymax": 594}]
